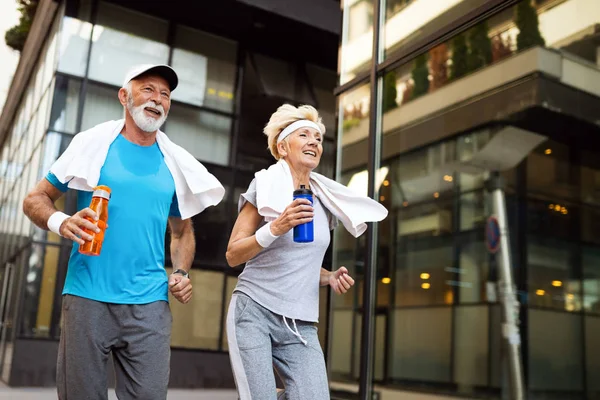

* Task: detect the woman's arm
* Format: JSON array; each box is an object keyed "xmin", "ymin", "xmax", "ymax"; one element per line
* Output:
[
  {"xmin": 225, "ymin": 198, "xmax": 314, "ymax": 267},
  {"xmin": 320, "ymin": 266, "xmax": 355, "ymax": 294},
  {"xmin": 225, "ymin": 203, "xmax": 264, "ymax": 267}
]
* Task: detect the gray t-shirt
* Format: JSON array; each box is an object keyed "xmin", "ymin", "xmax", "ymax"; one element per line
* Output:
[{"xmin": 234, "ymin": 179, "xmax": 337, "ymax": 322}]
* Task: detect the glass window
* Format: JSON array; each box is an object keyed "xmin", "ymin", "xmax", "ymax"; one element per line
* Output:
[
  {"xmin": 581, "ymin": 149, "xmax": 600, "ymax": 207},
  {"xmin": 172, "ymin": 25, "xmax": 237, "ymax": 112},
  {"xmin": 57, "ymin": 17, "xmax": 92, "ymax": 77},
  {"xmin": 40, "ymin": 132, "xmax": 70, "ymax": 181},
  {"xmin": 330, "ymin": 309, "xmax": 354, "ymax": 377},
  {"xmin": 340, "ymin": 0, "xmax": 374, "ymax": 84},
  {"xmin": 458, "ymin": 242, "xmax": 489, "ymax": 304},
  {"xmin": 336, "ymin": 84, "xmax": 372, "ymax": 287},
  {"xmin": 65, "ymin": 0, "xmax": 94, "ymax": 22},
  {"xmin": 49, "ymin": 76, "xmax": 80, "ymax": 134},
  {"xmin": 528, "ymin": 309, "xmax": 584, "ymax": 393},
  {"xmin": 88, "ymin": 2, "xmax": 169, "ymax": 87},
  {"xmin": 527, "ymin": 140, "xmax": 577, "ymax": 201},
  {"xmin": 35, "ymin": 90, "xmax": 51, "ymax": 147},
  {"xmin": 453, "ymin": 305, "xmax": 489, "ymax": 388},
  {"xmin": 582, "ymin": 247, "xmax": 600, "ymax": 314},
  {"xmin": 188, "ymin": 187, "xmax": 231, "ymax": 267},
  {"xmin": 395, "ymin": 239, "xmax": 454, "ymax": 306},
  {"xmin": 379, "ymin": 0, "xmax": 600, "ymax": 122},
  {"xmin": 80, "ymin": 83, "xmax": 123, "ymax": 131},
  {"xmin": 582, "ymin": 206, "xmax": 600, "ymax": 246},
  {"xmin": 527, "ymin": 197, "xmax": 575, "ymax": 240},
  {"xmin": 306, "ymin": 64, "xmax": 337, "ymax": 134},
  {"xmin": 383, "ymin": 0, "xmax": 470, "ymax": 60},
  {"xmin": 460, "ymin": 191, "xmax": 485, "ymax": 231},
  {"xmin": 339, "ymin": 84, "xmax": 370, "ymax": 174},
  {"xmin": 42, "ymin": 21, "xmax": 59, "ymax": 91},
  {"xmin": 528, "ymin": 239, "xmax": 581, "ymax": 311},
  {"xmin": 20, "ymin": 243, "xmax": 61, "ymax": 338},
  {"xmin": 165, "ymin": 107, "xmax": 231, "ymax": 166},
  {"xmin": 168, "ymin": 268, "xmax": 224, "ymax": 350},
  {"xmin": 587, "ymin": 315, "xmax": 600, "ymax": 398},
  {"xmin": 390, "ymin": 307, "xmax": 452, "ymax": 382},
  {"xmin": 250, "ymin": 53, "xmax": 315, "ymax": 106}
]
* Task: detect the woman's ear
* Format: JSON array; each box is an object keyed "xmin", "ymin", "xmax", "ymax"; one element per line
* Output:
[{"xmin": 277, "ymin": 141, "xmax": 288, "ymax": 157}]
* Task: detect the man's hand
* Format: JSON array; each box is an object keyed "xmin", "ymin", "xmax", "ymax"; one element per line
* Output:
[
  {"xmin": 169, "ymin": 273, "xmax": 192, "ymax": 304},
  {"xmin": 328, "ymin": 266, "xmax": 355, "ymax": 295},
  {"xmin": 60, "ymin": 208, "xmax": 100, "ymax": 245}
]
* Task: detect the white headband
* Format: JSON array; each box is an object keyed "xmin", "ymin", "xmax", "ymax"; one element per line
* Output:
[{"xmin": 277, "ymin": 120, "xmax": 322, "ymax": 144}]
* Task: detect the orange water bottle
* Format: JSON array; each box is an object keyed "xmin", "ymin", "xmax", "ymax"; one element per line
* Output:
[{"xmin": 79, "ymin": 185, "xmax": 111, "ymax": 256}]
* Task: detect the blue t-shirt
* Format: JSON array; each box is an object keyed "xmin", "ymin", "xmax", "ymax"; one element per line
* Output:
[{"xmin": 47, "ymin": 134, "xmax": 180, "ymax": 304}]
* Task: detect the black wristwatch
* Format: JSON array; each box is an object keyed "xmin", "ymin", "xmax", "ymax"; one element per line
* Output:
[{"xmin": 172, "ymin": 269, "xmax": 189, "ymax": 279}]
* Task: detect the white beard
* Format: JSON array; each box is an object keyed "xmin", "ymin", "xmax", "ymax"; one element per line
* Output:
[{"xmin": 127, "ymin": 96, "xmax": 168, "ymax": 133}]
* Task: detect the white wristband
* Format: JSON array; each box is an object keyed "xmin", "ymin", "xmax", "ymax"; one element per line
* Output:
[
  {"xmin": 255, "ymin": 222, "xmax": 280, "ymax": 248},
  {"xmin": 47, "ymin": 211, "xmax": 70, "ymax": 236}
]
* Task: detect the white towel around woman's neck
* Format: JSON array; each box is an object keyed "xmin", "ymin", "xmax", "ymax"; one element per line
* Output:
[
  {"xmin": 254, "ymin": 160, "xmax": 388, "ymax": 237},
  {"xmin": 49, "ymin": 119, "xmax": 225, "ymax": 219}
]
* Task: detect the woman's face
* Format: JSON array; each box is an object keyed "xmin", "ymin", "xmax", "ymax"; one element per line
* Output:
[{"xmin": 280, "ymin": 127, "xmax": 323, "ymax": 171}]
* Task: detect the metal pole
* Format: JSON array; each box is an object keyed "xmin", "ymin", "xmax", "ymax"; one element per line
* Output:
[
  {"xmin": 358, "ymin": 0, "xmax": 383, "ymax": 398},
  {"xmin": 487, "ymin": 173, "xmax": 525, "ymax": 400}
]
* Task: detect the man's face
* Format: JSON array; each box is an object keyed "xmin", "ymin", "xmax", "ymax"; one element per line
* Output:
[{"xmin": 125, "ymin": 74, "xmax": 172, "ymax": 133}]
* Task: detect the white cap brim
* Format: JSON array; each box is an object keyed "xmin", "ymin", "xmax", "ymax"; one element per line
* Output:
[{"xmin": 123, "ymin": 64, "xmax": 178, "ymax": 91}]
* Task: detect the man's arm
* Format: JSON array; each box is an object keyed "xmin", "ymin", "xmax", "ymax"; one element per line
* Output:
[
  {"xmin": 23, "ymin": 179, "xmax": 65, "ymax": 230},
  {"xmin": 23, "ymin": 178, "xmax": 98, "ymax": 244},
  {"xmin": 167, "ymin": 216, "xmax": 194, "ymax": 304}
]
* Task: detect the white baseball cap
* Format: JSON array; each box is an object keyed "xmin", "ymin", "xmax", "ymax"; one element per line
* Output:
[{"xmin": 123, "ymin": 64, "xmax": 179, "ymax": 91}]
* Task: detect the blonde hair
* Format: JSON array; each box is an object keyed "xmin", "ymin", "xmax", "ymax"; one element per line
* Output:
[{"xmin": 264, "ymin": 104, "xmax": 326, "ymax": 160}]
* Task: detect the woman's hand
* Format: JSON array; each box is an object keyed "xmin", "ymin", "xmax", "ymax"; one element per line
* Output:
[
  {"xmin": 270, "ymin": 198, "xmax": 314, "ymax": 236},
  {"xmin": 326, "ymin": 267, "xmax": 355, "ymax": 295}
]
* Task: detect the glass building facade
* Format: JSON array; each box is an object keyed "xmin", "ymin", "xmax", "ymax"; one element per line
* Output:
[
  {"xmin": 0, "ymin": 0, "xmax": 338, "ymax": 388},
  {"xmin": 331, "ymin": 0, "xmax": 600, "ymax": 399}
]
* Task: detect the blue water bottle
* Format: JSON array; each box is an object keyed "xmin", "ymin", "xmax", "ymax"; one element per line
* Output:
[{"xmin": 293, "ymin": 185, "xmax": 314, "ymax": 243}]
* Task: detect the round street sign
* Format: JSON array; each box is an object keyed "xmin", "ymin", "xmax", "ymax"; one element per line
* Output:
[{"xmin": 486, "ymin": 216, "xmax": 501, "ymax": 254}]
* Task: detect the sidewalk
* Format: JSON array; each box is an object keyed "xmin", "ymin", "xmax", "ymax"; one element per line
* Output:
[{"xmin": 0, "ymin": 385, "xmax": 238, "ymax": 399}]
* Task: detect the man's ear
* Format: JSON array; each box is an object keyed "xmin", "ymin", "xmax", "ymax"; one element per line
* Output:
[{"xmin": 118, "ymin": 87, "xmax": 129, "ymax": 107}]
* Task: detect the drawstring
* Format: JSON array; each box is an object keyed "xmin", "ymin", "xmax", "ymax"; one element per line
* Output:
[{"xmin": 282, "ymin": 316, "xmax": 308, "ymax": 346}]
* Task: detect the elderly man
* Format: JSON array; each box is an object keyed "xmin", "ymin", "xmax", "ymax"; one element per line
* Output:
[{"xmin": 22, "ymin": 64, "xmax": 224, "ymax": 400}]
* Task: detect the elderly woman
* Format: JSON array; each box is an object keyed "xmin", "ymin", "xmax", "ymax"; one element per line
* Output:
[{"xmin": 225, "ymin": 104, "xmax": 387, "ymax": 400}]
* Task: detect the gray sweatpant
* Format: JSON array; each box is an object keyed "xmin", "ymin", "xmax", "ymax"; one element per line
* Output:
[
  {"xmin": 226, "ymin": 291, "xmax": 330, "ymax": 400},
  {"xmin": 57, "ymin": 295, "xmax": 172, "ymax": 400}
]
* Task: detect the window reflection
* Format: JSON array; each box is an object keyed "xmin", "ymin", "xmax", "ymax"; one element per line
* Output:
[
  {"xmin": 88, "ymin": 2, "xmax": 169, "ymax": 87},
  {"xmin": 168, "ymin": 268, "xmax": 224, "ymax": 350},
  {"xmin": 81, "ymin": 83, "xmax": 124, "ymax": 131},
  {"xmin": 582, "ymin": 247, "xmax": 600, "ymax": 314},
  {"xmin": 49, "ymin": 76, "xmax": 80, "ymax": 134},
  {"xmin": 340, "ymin": 0, "xmax": 374, "ymax": 83},
  {"xmin": 166, "ymin": 107, "xmax": 231, "ymax": 166},
  {"xmin": 379, "ymin": 0, "xmax": 600, "ymax": 145},
  {"xmin": 171, "ymin": 25, "xmax": 237, "ymax": 112},
  {"xmin": 395, "ymin": 239, "xmax": 454, "ymax": 306},
  {"xmin": 339, "ymin": 84, "xmax": 370, "ymax": 173},
  {"xmin": 21, "ymin": 244, "xmax": 60, "ymax": 338},
  {"xmin": 528, "ymin": 310, "xmax": 584, "ymax": 392},
  {"xmin": 528, "ymin": 240, "xmax": 581, "ymax": 311},
  {"xmin": 57, "ymin": 17, "xmax": 92, "ymax": 77}
]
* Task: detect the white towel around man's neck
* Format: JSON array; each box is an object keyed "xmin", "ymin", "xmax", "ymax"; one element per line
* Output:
[
  {"xmin": 254, "ymin": 159, "xmax": 388, "ymax": 237},
  {"xmin": 49, "ymin": 119, "xmax": 225, "ymax": 219}
]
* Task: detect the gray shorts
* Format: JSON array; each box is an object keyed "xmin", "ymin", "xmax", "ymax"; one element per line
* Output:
[
  {"xmin": 57, "ymin": 295, "xmax": 172, "ymax": 400},
  {"xmin": 226, "ymin": 292, "xmax": 330, "ymax": 400}
]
